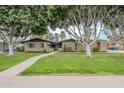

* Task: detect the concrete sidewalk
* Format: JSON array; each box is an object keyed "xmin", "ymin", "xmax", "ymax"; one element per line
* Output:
[
  {"xmin": 0, "ymin": 76, "xmax": 124, "ymax": 88},
  {"xmin": 0, "ymin": 52, "xmax": 56, "ymax": 76}
]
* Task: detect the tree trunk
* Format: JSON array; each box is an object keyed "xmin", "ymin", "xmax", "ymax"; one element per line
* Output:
[
  {"xmin": 86, "ymin": 45, "xmax": 92, "ymax": 57},
  {"xmin": 8, "ymin": 44, "xmax": 14, "ymax": 56}
]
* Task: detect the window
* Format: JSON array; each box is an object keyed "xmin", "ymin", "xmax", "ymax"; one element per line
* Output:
[
  {"xmin": 28, "ymin": 43, "xmax": 35, "ymax": 48},
  {"xmin": 41, "ymin": 43, "xmax": 44, "ymax": 48}
]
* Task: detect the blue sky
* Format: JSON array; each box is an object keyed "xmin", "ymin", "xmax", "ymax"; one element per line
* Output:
[{"xmin": 99, "ymin": 31, "xmax": 107, "ymax": 40}]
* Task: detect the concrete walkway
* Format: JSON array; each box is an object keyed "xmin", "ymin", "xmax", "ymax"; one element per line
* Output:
[
  {"xmin": 0, "ymin": 52, "xmax": 56, "ymax": 76},
  {"xmin": 0, "ymin": 76, "xmax": 124, "ymax": 88}
]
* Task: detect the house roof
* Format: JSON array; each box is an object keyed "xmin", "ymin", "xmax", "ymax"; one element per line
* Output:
[
  {"xmin": 22, "ymin": 38, "xmax": 50, "ymax": 43},
  {"xmin": 61, "ymin": 39, "xmax": 107, "ymax": 43},
  {"xmin": 97, "ymin": 39, "xmax": 107, "ymax": 42},
  {"xmin": 22, "ymin": 38, "xmax": 107, "ymax": 44},
  {"xmin": 61, "ymin": 39, "xmax": 75, "ymax": 42}
]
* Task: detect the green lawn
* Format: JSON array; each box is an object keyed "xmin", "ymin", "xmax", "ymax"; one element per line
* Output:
[
  {"xmin": 0, "ymin": 52, "xmax": 41, "ymax": 72},
  {"xmin": 21, "ymin": 52, "xmax": 124, "ymax": 75}
]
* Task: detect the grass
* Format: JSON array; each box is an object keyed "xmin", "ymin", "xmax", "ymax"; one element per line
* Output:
[
  {"xmin": 21, "ymin": 52, "xmax": 124, "ymax": 75},
  {"xmin": 0, "ymin": 52, "xmax": 41, "ymax": 72}
]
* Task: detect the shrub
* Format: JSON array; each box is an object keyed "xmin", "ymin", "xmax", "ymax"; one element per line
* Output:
[
  {"xmin": 63, "ymin": 47, "xmax": 67, "ymax": 52},
  {"xmin": 66, "ymin": 47, "xmax": 72, "ymax": 52},
  {"xmin": 16, "ymin": 46, "xmax": 24, "ymax": 51},
  {"xmin": 63, "ymin": 47, "xmax": 72, "ymax": 52},
  {"xmin": 93, "ymin": 47, "xmax": 100, "ymax": 52},
  {"xmin": 43, "ymin": 49, "xmax": 46, "ymax": 53}
]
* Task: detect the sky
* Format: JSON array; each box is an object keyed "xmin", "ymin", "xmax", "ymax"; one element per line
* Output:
[
  {"xmin": 48, "ymin": 27, "xmax": 108, "ymax": 40},
  {"xmin": 99, "ymin": 31, "xmax": 107, "ymax": 40}
]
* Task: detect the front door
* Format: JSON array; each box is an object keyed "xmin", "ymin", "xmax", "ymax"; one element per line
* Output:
[{"xmin": 54, "ymin": 43, "xmax": 58, "ymax": 51}]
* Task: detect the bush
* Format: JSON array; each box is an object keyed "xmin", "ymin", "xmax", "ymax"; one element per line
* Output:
[
  {"xmin": 66, "ymin": 47, "xmax": 72, "ymax": 52},
  {"xmin": 16, "ymin": 46, "xmax": 24, "ymax": 51},
  {"xmin": 63, "ymin": 47, "xmax": 72, "ymax": 52},
  {"xmin": 63, "ymin": 47, "xmax": 67, "ymax": 52},
  {"xmin": 43, "ymin": 49, "xmax": 46, "ymax": 53},
  {"xmin": 93, "ymin": 47, "xmax": 100, "ymax": 52}
]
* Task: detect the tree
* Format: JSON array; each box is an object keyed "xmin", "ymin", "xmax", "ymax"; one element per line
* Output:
[
  {"xmin": 0, "ymin": 6, "xmax": 31, "ymax": 55},
  {"xmin": 103, "ymin": 6, "xmax": 124, "ymax": 47},
  {"xmin": 0, "ymin": 6, "xmax": 48, "ymax": 56},
  {"xmin": 54, "ymin": 33, "xmax": 59, "ymax": 41},
  {"xmin": 43, "ymin": 32, "xmax": 54, "ymax": 41},
  {"xmin": 48, "ymin": 6, "xmax": 114, "ymax": 57},
  {"xmin": 60, "ymin": 31, "xmax": 66, "ymax": 41}
]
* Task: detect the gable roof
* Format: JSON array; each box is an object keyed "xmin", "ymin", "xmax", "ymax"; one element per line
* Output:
[
  {"xmin": 61, "ymin": 39, "xmax": 75, "ymax": 42},
  {"xmin": 61, "ymin": 39, "xmax": 107, "ymax": 43},
  {"xmin": 22, "ymin": 38, "xmax": 107, "ymax": 44},
  {"xmin": 22, "ymin": 38, "xmax": 50, "ymax": 43}
]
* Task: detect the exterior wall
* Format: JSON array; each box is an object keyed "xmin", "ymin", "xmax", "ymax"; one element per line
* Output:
[
  {"xmin": 90, "ymin": 41, "xmax": 108, "ymax": 52},
  {"xmin": 108, "ymin": 42, "xmax": 124, "ymax": 50},
  {"xmin": 99, "ymin": 41, "xmax": 108, "ymax": 51},
  {"xmin": 60, "ymin": 40, "xmax": 108, "ymax": 52},
  {"xmin": 115, "ymin": 40, "xmax": 124, "ymax": 50},
  {"xmin": 24, "ymin": 42, "xmax": 53, "ymax": 52},
  {"xmin": 90, "ymin": 42, "xmax": 98, "ymax": 51},
  {"xmin": 24, "ymin": 40, "xmax": 108, "ymax": 52},
  {"xmin": 59, "ymin": 42, "xmax": 83, "ymax": 52},
  {"xmin": 76, "ymin": 43, "xmax": 84, "ymax": 52},
  {"xmin": 108, "ymin": 40, "xmax": 124, "ymax": 50}
]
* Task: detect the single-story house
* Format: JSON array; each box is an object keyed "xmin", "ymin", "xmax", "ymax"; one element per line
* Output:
[
  {"xmin": 59, "ymin": 39, "xmax": 108, "ymax": 52},
  {"xmin": 22, "ymin": 38, "xmax": 53, "ymax": 52},
  {"xmin": 22, "ymin": 38, "xmax": 108, "ymax": 52},
  {"xmin": 59, "ymin": 39, "xmax": 83, "ymax": 52}
]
